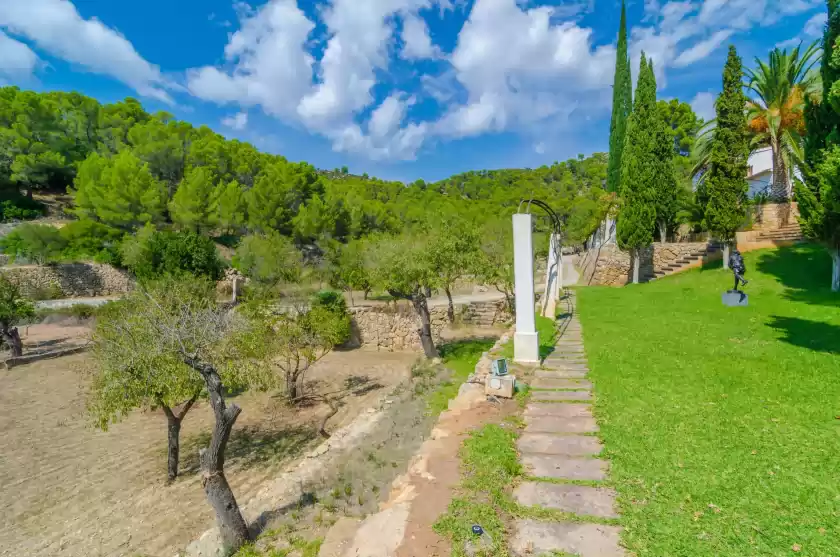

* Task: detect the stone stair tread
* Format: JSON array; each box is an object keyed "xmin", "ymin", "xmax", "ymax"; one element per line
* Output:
[
  {"xmin": 522, "ymin": 454, "xmax": 607, "ymax": 480},
  {"xmin": 525, "ymin": 416, "xmax": 599, "ymax": 434},
  {"xmin": 517, "ymin": 433, "xmax": 602, "ymax": 457},
  {"xmin": 531, "ymin": 390, "xmax": 592, "ymax": 402},
  {"xmin": 514, "ymin": 482, "xmax": 618, "ymax": 518},
  {"xmin": 511, "ymin": 519, "xmax": 625, "ymax": 557},
  {"xmin": 532, "ymin": 378, "xmax": 592, "ymax": 390},
  {"xmin": 536, "ymin": 370, "xmax": 588, "ymax": 379},
  {"xmin": 525, "ymin": 403, "xmax": 592, "ymax": 418}
]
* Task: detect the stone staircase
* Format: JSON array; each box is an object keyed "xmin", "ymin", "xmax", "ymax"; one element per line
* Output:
[
  {"xmin": 755, "ymin": 222, "xmax": 804, "ymax": 243},
  {"xmin": 642, "ymin": 242, "xmax": 721, "ymax": 283}
]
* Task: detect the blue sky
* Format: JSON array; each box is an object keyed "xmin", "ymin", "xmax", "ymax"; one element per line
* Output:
[{"xmin": 0, "ymin": 0, "xmax": 828, "ymax": 182}]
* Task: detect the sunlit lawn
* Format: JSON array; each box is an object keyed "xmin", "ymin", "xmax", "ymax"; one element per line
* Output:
[{"xmin": 577, "ymin": 244, "xmax": 840, "ymax": 557}]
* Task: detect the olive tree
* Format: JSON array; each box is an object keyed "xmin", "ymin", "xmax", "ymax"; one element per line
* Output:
[
  {"xmin": 366, "ymin": 233, "xmax": 440, "ymax": 358},
  {"xmin": 427, "ymin": 218, "xmax": 481, "ymax": 323},
  {"xmin": 0, "ymin": 275, "xmax": 34, "ymax": 356},
  {"xmin": 87, "ymin": 278, "xmax": 270, "ymax": 553},
  {"xmin": 472, "ymin": 219, "xmax": 515, "ymax": 313}
]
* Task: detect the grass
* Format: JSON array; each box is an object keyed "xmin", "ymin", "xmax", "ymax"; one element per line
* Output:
[
  {"xmin": 433, "ymin": 424, "xmax": 522, "ymax": 557},
  {"xmin": 233, "ymin": 537, "xmax": 322, "ymax": 557},
  {"xmin": 499, "ymin": 314, "xmax": 557, "ymax": 361},
  {"xmin": 577, "ymin": 244, "xmax": 840, "ymax": 557},
  {"xmin": 425, "ymin": 338, "xmax": 496, "ymax": 414}
]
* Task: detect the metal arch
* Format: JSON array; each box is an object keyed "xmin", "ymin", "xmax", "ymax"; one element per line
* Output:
[{"xmin": 518, "ymin": 198, "xmax": 565, "ymax": 237}]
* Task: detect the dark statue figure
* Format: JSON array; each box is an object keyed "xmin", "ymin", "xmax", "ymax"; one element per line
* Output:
[{"xmin": 728, "ymin": 248, "xmax": 749, "ymax": 292}]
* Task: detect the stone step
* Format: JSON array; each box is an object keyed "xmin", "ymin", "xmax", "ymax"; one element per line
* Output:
[
  {"xmin": 522, "ymin": 454, "xmax": 607, "ymax": 480},
  {"xmin": 542, "ymin": 360, "xmax": 589, "ymax": 367},
  {"xmin": 531, "ymin": 390, "xmax": 592, "ymax": 402},
  {"xmin": 517, "ymin": 433, "xmax": 602, "ymax": 457},
  {"xmin": 525, "ymin": 403, "xmax": 592, "ymax": 418},
  {"xmin": 532, "ymin": 378, "xmax": 591, "ymax": 390},
  {"xmin": 511, "ymin": 520, "xmax": 625, "ymax": 557},
  {"xmin": 514, "ymin": 482, "xmax": 618, "ymax": 518},
  {"xmin": 525, "ymin": 416, "xmax": 599, "ymax": 434},
  {"xmin": 535, "ymin": 369, "xmax": 588, "ymax": 379}
]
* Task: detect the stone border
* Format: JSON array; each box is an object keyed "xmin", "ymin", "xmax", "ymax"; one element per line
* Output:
[{"xmin": 3, "ymin": 345, "xmax": 88, "ymax": 370}]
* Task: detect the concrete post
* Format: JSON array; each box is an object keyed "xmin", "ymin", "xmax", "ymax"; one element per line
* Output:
[
  {"xmin": 541, "ymin": 233, "xmax": 562, "ymax": 318},
  {"xmin": 513, "ymin": 213, "xmax": 539, "ymax": 363}
]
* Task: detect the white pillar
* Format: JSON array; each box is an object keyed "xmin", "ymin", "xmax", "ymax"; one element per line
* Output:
[
  {"xmin": 541, "ymin": 233, "xmax": 561, "ymax": 318},
  {"xmin": 513, "ymin": 214, "xmax": 539, "ymax": 363}
]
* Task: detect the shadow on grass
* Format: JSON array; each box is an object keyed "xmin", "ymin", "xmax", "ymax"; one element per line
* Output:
[
  {"xmin": 180, "ymin": 424, "xmax": 317, "ymax": 474},
  {"xmin": 756, "ymin": 244, "xmax": 840, "ymax": 307},
  {"xmin": 767, "ymin": 316, "xmax": 840, "ymax": 355}
]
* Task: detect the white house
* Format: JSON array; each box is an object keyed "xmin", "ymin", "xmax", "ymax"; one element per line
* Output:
[{"xmin": 746, "ymin": 147, "xmax": 802, "ymax": 199}]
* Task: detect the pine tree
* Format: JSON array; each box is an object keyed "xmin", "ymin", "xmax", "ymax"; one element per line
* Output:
[
  {"xmin": 705, "ymin": 45, "xmax": 749, "ymax": 270},
  {"xmin": 606, "ymin": 1, "xmax": 632, "ymax": 194},
  {"xmin": 617, "ymin": 54, "xmax": 657, "ymax": 283},
  {"xmin": 798, "ymin": 0, "xmax": 840, "ymax": 291}
]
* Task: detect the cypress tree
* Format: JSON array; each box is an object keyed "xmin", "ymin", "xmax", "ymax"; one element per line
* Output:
[
  {"xmin": 798, "ymin": 0, "xmax": 840, "ymax": 291},
  {"xmin": 652, "ymin": 73, "xmax": 679, "ymax": 243},
  {"xmin": 617, "ymin": 54, "xmax": 657, "ymax": 284},
  {"xmin": 606, "ymin": 1, "xmax": 632, "ymax": 194},
  {"xmin": 705, "ymin": 45, "xmax": 749, "ymax": 270}
]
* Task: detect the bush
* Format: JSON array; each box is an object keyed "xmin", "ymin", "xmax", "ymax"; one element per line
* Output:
[
  {"xmin": 311, "ymin": 290, "xmax": 348, "ymax": 316},
  {"xmin": 0, "ymin": 192, "xmax": 46, "ymax": 222},
  {"xmin": 0, "ymin": 223, "xmax": 67, "ymax": 264},
  {"xmin": 233, "ymin": 231, "xmax": 302, "ymax": 288},
  {"xmin": 58, "ymin": 220, "xmax": 125, "ymax": 262},
  {"xmin": 121, "ymin": 225, "xmax": 224, "ymax": 281}
]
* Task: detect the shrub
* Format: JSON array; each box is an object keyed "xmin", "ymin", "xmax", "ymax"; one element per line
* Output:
[
  {"xmin": 121, "ymin": 226, "xmax": 224, "ymax": 281},
  {"xmin": 0, "ymin": 223, "xmax": 67, "ymax": 264},
  {"xmin": 232, "ymin": 231, "xmax": 302, "ymax": 288},
  {"xmin": 0, "ymin": 197, "xmax": 46, "ymax": 221},
  {"xmin": 58, "ymin": 220, "xmax": 124, "ymax": 262},
  {"xmin": 311, "ymin": 290, "xmax": 348, "ymax": 316}
]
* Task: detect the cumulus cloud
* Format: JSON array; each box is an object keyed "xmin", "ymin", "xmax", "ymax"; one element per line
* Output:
[
  {"xmin": 401, "ymin": 12, "xmax": 439, "ymax": 59},
  {"xmin": 672, "ymin": 29, "xmax": 734, "ymax": 67},
  {"xmin": 222, "ymin": 112, "xmax": 248, "ymax": 131},
  {"xmin": 0, "ymin": 31, "xmax": 38, "ymax": 80},
  {"xmin": 0, "ymin": 0, "xmax": 172, "ymax": 102},
  {"xmin": 776, "ymin": 9, "xmax": 826, "ymax": 49},
  {"xmin": 690, "ymin": 91, "xmax": 716, "ymax": 121}
]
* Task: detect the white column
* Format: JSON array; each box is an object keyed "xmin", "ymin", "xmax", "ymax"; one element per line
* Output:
[
  {"xmin": 541, "ymin": 233, "xmax": 561, "ymax": 318},
  {"xmin": 513, "ymin": 214, "xmax": 539, "ymax": 363}
]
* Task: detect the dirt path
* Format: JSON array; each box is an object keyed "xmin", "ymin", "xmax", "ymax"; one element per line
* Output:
[{"xmin": 0, "ymin": 348, "xmax": 416, "ymax": 557}]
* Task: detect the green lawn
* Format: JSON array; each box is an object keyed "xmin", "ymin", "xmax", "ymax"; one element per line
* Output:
[{"xmin": 577, "ymin": 245, "xmax": 840, "ymax": 557}]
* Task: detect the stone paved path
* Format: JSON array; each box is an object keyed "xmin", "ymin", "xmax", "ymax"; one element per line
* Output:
[{"xmin": 511, "ymin": 290, "xmax": 626, "ymax": 557}]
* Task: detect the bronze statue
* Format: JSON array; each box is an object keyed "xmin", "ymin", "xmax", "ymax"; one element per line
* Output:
[{"xmin": 729, "ymin": 248, "xmax": 748, "ymax": 292}]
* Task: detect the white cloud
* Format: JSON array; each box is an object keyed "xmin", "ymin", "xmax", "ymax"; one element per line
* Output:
[
  {"xmin": 672, "ymin": 29, "xmax": 734, "ymax": 67},
  {"xmin": 187, "ymin": 0, "xmax": 315, "ymax": 119},
  {"xmin": 690, "ymin": 90, "xmax": 716, "ymax": 121},
  {"xmin": 435, "ymin": 0, "xmax": 615, "ymax": 138},
  {"xmin": 534, "ymin": 141, "xmax": 546, "ymax": 154},
  {"xmin": 0, "ymin": 0, "xmax": 172, "ymax": 102},
  {"xmin": 0, "ymin": 31, "xmax": 38, "ymax": 80},
  {"xmin": 401, "ymin": 12, "xmax": 438, "ymax": 59},
  {"xmin": 804, "ymin": 11, "xmax": 827, "ymax": 37},
  {"xmin": 222, "ymin": 111, "xmax": 248, "ymax": 130}
]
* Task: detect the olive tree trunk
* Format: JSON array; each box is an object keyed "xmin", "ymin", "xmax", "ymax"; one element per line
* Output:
[
  {"xmin": 411, "ymin": 291, "xmax": 438, "ymax": 359},
  {"xmin": 160, "ymin": 393, "xmax": 199, "ymax": 482},
  {"xmin": 184, "ymin": 357, "xmax": 250, "ymax": 554},
  {"xmin": 658, "ymin": 221, "xmax": 667, "ymax": 243},
  {"xmin": 444, "ymin": 286, "xmax": 455, "ymax": 323},
  {"xmin": 831, "ymin": 247, "xmax": 840, "ymax": 292},
  {"xmin": 2, "ymin": 325, "xmax": 23, "ymax": 357},
  {"xmin": 723, "ymin": 243, "xmax": 731, "ymax": 271}
]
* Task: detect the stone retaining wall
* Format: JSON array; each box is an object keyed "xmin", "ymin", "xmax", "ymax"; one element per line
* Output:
[
  {"xmin": 753, "ymin": 202, "xmax": 799, "ymax": 231},
  {"xmin": 0, "ymin": 263, "xmax": 133, "ymax": 298},
  {"xmin": 581, "ymin": 242, "xmax": 711, "ymax": 286},
  {"xmin": 348, "ymin": 299, "xmax": 512, "ymax": 352}
]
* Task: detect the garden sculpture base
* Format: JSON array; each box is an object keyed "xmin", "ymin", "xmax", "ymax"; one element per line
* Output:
[{"xmin": 722, "ymin": 290, "xmax": 749, "ymax": 307}]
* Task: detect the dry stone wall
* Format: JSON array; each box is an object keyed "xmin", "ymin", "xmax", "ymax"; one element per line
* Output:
[
  {"xmin": 348, "ymin": 299, "xmax": 512, "ymax": 352},
  {"xmin": 753, "ymin": 202, "xmax": 800, "ymax": 231},
  {"xmin": 581, "ymin": 242, "xmax": 710, "ymax": 286},
  {"xmin": 0, "ymin": 263, "xmax": 133, "ymax": 298}
]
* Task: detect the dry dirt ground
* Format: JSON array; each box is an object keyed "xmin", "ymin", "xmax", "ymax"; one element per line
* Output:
[{"xmin": 0, "ymin": 346, "xmax": 417, "ymax": 557}]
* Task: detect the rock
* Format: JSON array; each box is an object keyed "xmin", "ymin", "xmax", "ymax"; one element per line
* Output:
[{"xmin": 318, "ymin": 517, "xmax": 362, "ymax": 557}]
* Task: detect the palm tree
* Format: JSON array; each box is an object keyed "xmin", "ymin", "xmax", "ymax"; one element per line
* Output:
[{"xmin": 744, "ymin": 43, "xmax": 821, "ymax": 201}]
